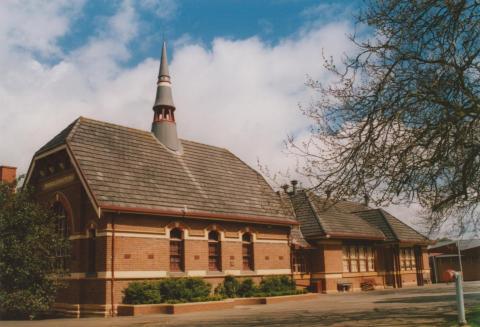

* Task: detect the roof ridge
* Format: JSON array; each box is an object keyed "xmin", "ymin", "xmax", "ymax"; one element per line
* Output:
[
  {"xmin": 65, "ymin": 117, "xmax": 83, "ymax": 143},
  {"xmin": 76, "ymin": 116, "xmax": 153, "ymax": 135},
  {"xmin": 350, "ymin": 210, "xmax": 387, "ymax": 239},
  {"xmin": 304, "ymin": 190, "xmax": 330, "ymax": 235},
  {"xmin": 77, "ymin": 116, "xmax": 231, "ymax": 153},
  {"xmin": 376, "ymin": 209, "xmax": 401, "ymax": 241}
]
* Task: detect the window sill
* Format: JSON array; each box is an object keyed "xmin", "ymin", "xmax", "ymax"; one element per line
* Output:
[
  {"xmin": 342, "ymin": 271, "xmax": 378, "ymax": 277},
  {"xmin": 85, "ymin": 272, "xmax": 97, "ymax": 278}
]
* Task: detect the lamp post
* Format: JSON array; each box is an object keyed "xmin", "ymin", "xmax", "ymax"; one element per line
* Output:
[{"xmin": 457, "ymin": 240, "xmax": 463, "ymax": 275}]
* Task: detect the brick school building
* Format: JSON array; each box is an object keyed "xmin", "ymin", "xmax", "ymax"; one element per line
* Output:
[{"xmin": 17, "ymin": 42, "xmax": 430, "ymax": 317}]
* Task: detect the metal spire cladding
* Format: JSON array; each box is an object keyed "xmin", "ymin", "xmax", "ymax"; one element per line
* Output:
[{"xmin": 151, "ymin": 41, "xmax": 181, "ymax": 152}]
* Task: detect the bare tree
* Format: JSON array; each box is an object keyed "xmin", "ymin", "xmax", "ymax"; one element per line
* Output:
[{"xmin": 289, "ymin": 0, "xmax": 480, "ymax": 236}]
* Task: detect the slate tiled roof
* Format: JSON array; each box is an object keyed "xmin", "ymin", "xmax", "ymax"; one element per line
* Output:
[
  {"xmin": 379, "ymin": 209, "xmax": 428, "ymax": 242},
  {"xmin": 354, "ymin": 210, "xmax": 397, "ymax": 241},
  {"xmin": 289, "ymin": 191, "xmax": 324, "ymax": 238},
  {"xmin": 290, "ymin": 190, "xmax": 428, "ymax": 243},
  {"xmin": 290, "ymin": 191, "xmax": 384, "ymax": 240},
  {"xmin": 36, "ymin": 117, "xmax": 294, "ymax": 224}
]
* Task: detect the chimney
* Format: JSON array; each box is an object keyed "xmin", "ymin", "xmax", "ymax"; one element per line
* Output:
[
  {"xmin": 325, "ymin": 189, "xmax": 332, "ymax": 199},
  {"xmin": 0, "ymin": 166, "xmax": 17, "ymax": 184},
  {"xmin": 291, "ymin": 180, "xmax": 298, "ymax": 195},
  {"xmin": 364, "ymin": 194, "xmax": 370, "ymax": 206}
]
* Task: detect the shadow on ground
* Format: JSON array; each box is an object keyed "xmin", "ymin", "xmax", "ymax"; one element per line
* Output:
[
  {"xmin": 376, "ymin": 293, "xmax": 480, "ymax": 304},
  {"xmin": 148, "ymin": 306, "xmax": 457, "ymax": 327}
]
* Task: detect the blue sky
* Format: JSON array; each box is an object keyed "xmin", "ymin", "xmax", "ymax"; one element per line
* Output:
[{"xmin": 56, "ymin": 0, "xmax": 360, "ymax": 66}]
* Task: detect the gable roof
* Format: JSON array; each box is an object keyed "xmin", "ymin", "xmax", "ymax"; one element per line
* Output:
[
  {"xmin": 32, "ymin": 117, "xmax": 296, "ymax": 226},
  {"xmin": 290, "ymin": 190, "xmax": 429, "ymax": 243}
]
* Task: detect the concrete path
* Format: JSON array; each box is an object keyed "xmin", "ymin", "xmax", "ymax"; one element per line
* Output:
[{"xmin": 4, "ymin": 282, "xmax": 480, "ymax": 327}]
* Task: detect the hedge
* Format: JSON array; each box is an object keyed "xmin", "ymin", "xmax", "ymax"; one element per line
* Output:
[
  {"xmin": 215, "ymin": 275, "xmax": 305, "ymax": 298},
  {"xmin": 123, "ymin": 278, "xmax": 221, "ymax": 304},
  {"xmin": 123, "ymin": 276, "xmax": 306, "ymax": 305}
]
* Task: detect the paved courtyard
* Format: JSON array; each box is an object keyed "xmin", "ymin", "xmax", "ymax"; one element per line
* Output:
[{"xmin": 4, "ymin": 281, "xmax": 480, "ymax": 327}]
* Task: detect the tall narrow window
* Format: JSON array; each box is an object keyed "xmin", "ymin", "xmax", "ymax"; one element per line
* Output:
[
  {"xmin": 242, "ymin": 233, "xmax": 254, "ymax": 271},
  {"xmin": 170, "ymin": 228, "xmax": 184, "ymax": 272},
  {"xmin": 342, "ymin": 246, "xmax": 350, "ymax": 272},
  {"xmin": 53, "ymin": 202, "xmax": 69, "ymax": 270},
  {"xmin": 208, "ymin": 231, "xmax": 221, "ymax": 271},
  {"xmin": 367, "ymin": 247, "xmax": 375, "ymax": 271},
  {"xmin": 350, "ymin": 246, "xmax": 359, "ymax": 272},
  {"xmin": 87, "ymin": 229, "xmax": 96, "ymax": 274}
]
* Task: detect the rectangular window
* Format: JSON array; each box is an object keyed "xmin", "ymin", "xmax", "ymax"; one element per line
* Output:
[
  {"xmin": 343, "ymin": 245, "xmax": 376, "ymax": 273},
  {"xmin": 293, "ymin": 249, "xmax": 308, "ymax": 273},
  {"xmin": 400, "ymin": 247, "xmax": 415, "ymax": 271},
  {"xmin": 242, "ymin": 243, "xmax": 253, "ymax": 270},
  {"xmin": 170, "ymin": 240, "xmax": 184, "ymax": 272},
  {"xmin": 208, "ymin": 242, "xmax": 221, "ymax": 271}
]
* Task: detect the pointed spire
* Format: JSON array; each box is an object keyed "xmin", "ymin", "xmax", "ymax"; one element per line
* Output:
[
  {"xmin": 151, "ymin": 41, "xmax": 181, "ymax": 152},
  {"xmin": 153, "ymin": 41, "xmax": 175, "ymax": 109},
  {"xmin": 158, "ymin": 41, "xmax": 170, "ymax": 81}
]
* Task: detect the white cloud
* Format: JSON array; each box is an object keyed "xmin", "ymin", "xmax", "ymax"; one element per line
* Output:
[
  {"xmin": 139, "ymin": 0, "xmax": 178, "ymax": 20},
  {"xmin": 0, "ymin": 0, "xmax": 85, "ymax": 57}
]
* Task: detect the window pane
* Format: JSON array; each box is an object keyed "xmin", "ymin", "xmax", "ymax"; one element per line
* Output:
[
  {"xmin": 359, "ymin": 258, "xmax": 366, "ymax": 272},
  {"xmin": 343, "ymin": 259, "xmax": 350, "ymax": 272},
  {"xmin": 351, "ymin": 259, "xmax": 358, "ymax": 272},
  {"xmin": 359, "ymin": 247, "xmax": 366, "ymax": 259},
  {"xmin": 368, "ymin": 258, "xmax": 374, "ymax": 271},
  {"xmin": 350, "ymin": 246, "xmax": 358, "ymax": 259}
]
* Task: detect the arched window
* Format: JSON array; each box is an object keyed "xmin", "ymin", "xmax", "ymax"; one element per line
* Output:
[
  {"xmin": 170, "ymin": 228, "xmax": 184, "ymax": 272},
  {"xmin": 242, "ymin": 233, "xmax": 254, "ymax": 271},
  {"xmin": 208, "ymin": 231, "xmax": 221, "ymax": 271},
  {"xmin": 52, "ymin": 202, "xmax": 70, "ymax": 270}
]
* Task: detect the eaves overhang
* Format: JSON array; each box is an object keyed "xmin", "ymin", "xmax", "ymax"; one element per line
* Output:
[{"xmin": 100, "ymin": 204, "xmax": 299, "ymax": 227}]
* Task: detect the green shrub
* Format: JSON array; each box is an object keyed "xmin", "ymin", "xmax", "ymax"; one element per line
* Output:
[
  {"xmin": 159, "ymin": 278, "xmax": 211, "ymax": 303},
  {"xmin": 122, "ymin": 276, "xmax": 306, "ymax": 305},
  {"xmin": 219, "ymin": 275, "xmax": 239, "ymax": 298},
  {"xmin": 122, "ymin": 282, "xmax": 161, "ymax": 305},
  {"xmin": 259, "ymin": 276, "xmax": 295, "ymax": 294},
  {"xmin": 237, "ymin": 278, "xmax": 257, "ymax": 297},
  {"xmin": 0, "ymin": 184, "xmax": 69, "ymax": 319}
]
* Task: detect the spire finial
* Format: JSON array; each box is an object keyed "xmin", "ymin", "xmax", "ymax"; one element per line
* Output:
[
  {"xmin": 158, "ymin": 41, "xmax": 170, "ymax": 81},
  {"xmin": 151, "ymin": 41, "xmax": 181, "ymax": 152}
]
